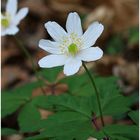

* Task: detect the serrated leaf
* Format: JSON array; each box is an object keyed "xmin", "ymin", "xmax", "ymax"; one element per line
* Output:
[
  {"xmin": 102, "ymin": 124, "xmax": 138, "ymax": 140},
  {"xmin": 2, "ymin": 81, "xmax": 43, "ymax": 118},
  {"xmin": 24, "ymin": 95, "xmax": 102, "ymax": 140},
  {"xmin": 18, "ymin": 101, "xmax": 41, "ymax": 132},
  {"xmin": 101, "ymin": 95, "xmax": 130, "ymax": 116},
  {"xmin": 33, "ymin": 94, "xmax": 92, "ymax": 118},
  {"xmin": 24, "ymin": 119, "xmax": 93, "ymax": 140},
  {"xmin": 128, "ymin": 110, "xmax": 139, "ymax": 125},
  {"xmin": 38, "ymin": 67, "xmax": 62, "ymax": 83},
  {"xmin": 82, "ymin": 76, "xmax": 131, "ymax": 117},
  {"xmin": 96, "ymin": 76, "xmax": 120, "ymax": 97},
  {"xmin": 47, "ymin": 111, "xmax": 89, "ymax": 122},
  {"xmin": 1, "ymin": 128, "xmax": 18, "ymax": 136},
  {"xmin": 2, "ymin": 92, "xmax": 29, "ymax": 118}
]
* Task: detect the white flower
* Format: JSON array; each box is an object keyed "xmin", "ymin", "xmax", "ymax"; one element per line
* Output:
[
  {"xmin": 38, "ymin": 12, "xmax": 104, "ymax": 76},
  {"xmin": 1, "ymin": 0, "xmax": 29, "ymax": 36}
]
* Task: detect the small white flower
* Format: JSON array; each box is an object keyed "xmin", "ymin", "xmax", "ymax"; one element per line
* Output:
[
  {"xmin": 1, "ymin": 0, "xmax": 29, "ymax": 36},
  {"xmin": 38, "ymin": 12, "xmax": 104, "ymax": 76}
]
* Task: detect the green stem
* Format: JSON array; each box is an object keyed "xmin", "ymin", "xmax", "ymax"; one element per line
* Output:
[
  {"xmin": 82, "ymin": 62, "xmax": 105, "ymax": 127},
  {"xmin": 14, "ymin": 36, "xmax": 46, "ymax": 94}
]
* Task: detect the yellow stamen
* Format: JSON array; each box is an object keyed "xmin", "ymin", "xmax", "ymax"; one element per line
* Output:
[{"xmin": 1, "ymin": 18, "xmax": 10, "ymax": 28}]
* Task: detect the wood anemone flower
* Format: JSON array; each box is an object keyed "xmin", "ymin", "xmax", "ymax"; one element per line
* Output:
[
  {"xmin": 1, "ymin": 0, "xmax": 29, "ymax": 36},
  {"xmin": 38, "ymin": 12, "xmax": 104, "ymax": 76}
]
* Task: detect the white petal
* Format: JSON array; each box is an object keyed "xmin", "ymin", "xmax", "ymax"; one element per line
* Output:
[
  {"xmin": 6, "ymin": 0, "xmax": 17, "ymax": 16},
  {"xmin": 14, "ymin": 8, "xmax": 29, "ymax": 25},
  {"xmin": 78, "ymin": 47, "xmax": 103, "ymax": 62},
  {"xmin": 45, "ymin": 21, "xmax": 67, "ymax": 42},
  {"xmin": 81, "ymin": 22, "xmax": 104, "ymax": 49},
  {"xmin": 1, "ymin": 13, "xmax": 4, "ymax": 19},
  {"xmin": 1, "ymin": 29, "xmax": 7, "ymax": 36},
  {"xmin": 2, "ymin": 26, "xmax": 19, "ymax": 36},
  {"xmin": 66, "ymin": 12, "xmax": 83, "ymax": 36},
  {"xmin": 38, "ymin": 55, "xmax": 67, "ymax": 68},
  {"xmin": 64, "ymin": 58, "xmax": 82, "ymax": 76},
  {"xmin": 39, "ymin": 39, "xmax": 61, "ymax": 54}
]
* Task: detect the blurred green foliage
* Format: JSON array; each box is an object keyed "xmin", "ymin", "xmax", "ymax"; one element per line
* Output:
[
  {"xmin": 106, "ymin": 26, "xmax": 138, "ymax": 55},
  {"xmin": 128, "ymin": 27, "xmax": 139, "ymax": 45}
]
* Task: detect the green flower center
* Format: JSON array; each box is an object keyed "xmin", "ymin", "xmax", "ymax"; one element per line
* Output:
[
  {"xmin": 1, "ymin": 18, "xmax": 10, "ymax": 28},
  {"xmin": 68, "ymin": 43, "xmax": 78, "ymax": 55}
]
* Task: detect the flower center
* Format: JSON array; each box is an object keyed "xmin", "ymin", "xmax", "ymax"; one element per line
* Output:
[
  {"xmin": 68, "ymin": 43, "xmax": 78, "ymax": 55},
  {"xmin": 1, "ymin": 13, "xmax": 11, "ymax": 28},
  {"xmin": 1, "ymin": 18, "xmax": 10, "ymax": 28}
]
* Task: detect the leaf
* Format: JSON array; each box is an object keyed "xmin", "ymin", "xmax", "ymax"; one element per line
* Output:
[
  {"xmin": 37, "ymin": 67, "xmax": 62, "ymax": 83},
  {"xmin": 109, "ymin": 135, "xmax": 130, "ymax": 140},
  {"xmin": 101, "ymin": 95, "xmax": 130, "ymax": 116},
  {"xmin": 35, "ymin": 75, "xmax": 131, "ymax": 117},
  {"xmin": 24, "ymin": 95, "xmax": 102, "ymax": 140},
  {"xmin": 60, "ymin": 73, "xmax": 88, "ymax": 94},
  {"xmin": 33, "ymin": 94, "xmax": 93, "ymax": 118},
  {"xmin": 24, "ymin": 118, "xmax": 93, "ymax": 140},
  {"xmin": 128, "ymin": 110, "xmax": 139, "ymax": 125},
  {"xmin": 95, "ymin": 76, "xmax": 120, "ymax": 97},
  {"xmin": 102, "ymin": 124, "xmax": 138, "ymax": 140},
  {"xmin": 47, "ymin": 111, "xmax": 89, "ymax": 122},
  {"xmin": 18, "ymin": 101, "xmax": 41, "ymax": 132},
  {"xmin": 2, "ymin": 81, "xmax": 43, "ymax": 118},
  {"xmin": 1, "ymin": 128, "xmax": 18, "ymax": 136},
  {"xmin": 2, "ymin": 92, "xmax": 29, "ymax": 119},
  {"xmin": 125, "ymin": 92, "xmax": 139, "ymax": 106},
  {"xmin": 85, "ymin": 76, "xmax": 131, "ymax": 116}
]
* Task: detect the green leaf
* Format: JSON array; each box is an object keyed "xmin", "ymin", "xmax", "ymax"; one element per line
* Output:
[
  {"xmin": 45, "ymin": 111, "xmax": 89, "ymax": 124},
  {"xmin": 128, "ymin": 110, "xmax": 139, "ymax": 125},
  {"xmin": 102, "ymin": 124, "xmax": 138, "ymax": 140},
  {"xmin": 24, "ymin": 118, "xmax": 93, "ymax": 140},
  {"xmin": 38, "ymin": 67, "xmax": 62, "ymax": 83},
  {"xmin": 2, "ymin": 81, "xmax": 43, "ymax": 118},
  {"xmin": 34, "ymin": 75, "xmax": 131, "ymax": 117},
  {"xmin": 95, "ymin": 76, "xmax": 120, "ymax": 97},
  {"xmin": 101, "ymin": 95, "xmax": 130, "ymax": 116},
  {"xmin": 2, "ymin": 92, "xmax": 29, "ymax": 119},
  {"xmin": 18, "ymin": 101, "xmax": 41, "ymax": 132},
  {"xmin": 1, "ymin": 128, "xmax": 18, "ymax": 136},
  {"xmin": 85, "ymin": 76, "xmax": 131, "ymax": 116},
  {"xmin": 109, "ymin": 135, "xmax": 130, "ymax": 140},
  {"xmin": 24, "ymin": 95, "xmax": 102, "ymax": 139},
  {"xmin": 126, "ymin": 92, "xmax": 139, "ymax": 106},
  {"xmin": 60, "ymin": 73, "xmax": 88, "ymax": 94},
  {"xmin": 33, "ymin": 94, "xmax": 92, "ymax": 118}
]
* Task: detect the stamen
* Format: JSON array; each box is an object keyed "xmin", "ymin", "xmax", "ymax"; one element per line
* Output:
[
  {"xmin": 1, "ymin": 18, "xmax": 10, "ymax": 28},
  {"xmin": 68, "ymin": 43, "xmax": 78, "ymax": 55}
]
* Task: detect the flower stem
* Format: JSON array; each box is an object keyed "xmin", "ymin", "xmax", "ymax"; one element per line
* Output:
[
  {"xmin": 82, "ymin": 62, "xmax": 105, "ymax": 127},
  {"xmin": 14, "ymin": 36, "xmax": 46, "ymax": 94},
  {"xmin": 92, "ymin": 117, "xmax": 99, "ymax": 131}
]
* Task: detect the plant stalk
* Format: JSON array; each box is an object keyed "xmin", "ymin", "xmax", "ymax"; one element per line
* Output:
[
  {"xmin": 82, "ymin": 62, "xmax": 105, "ymax": 127},
  {"xmin": 14, "ymin": 36, "xmax": 46, "ymax": 94}
]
